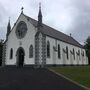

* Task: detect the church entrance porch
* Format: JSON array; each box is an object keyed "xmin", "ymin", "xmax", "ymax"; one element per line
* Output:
[{"xmin": 16, "ymin": 47, "xmax": 25, "ymax": 67}]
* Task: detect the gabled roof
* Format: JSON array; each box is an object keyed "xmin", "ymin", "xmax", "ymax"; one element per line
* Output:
[{"xmin": 24, "ymin": 14, "xmax": 83, "ymax": 48}]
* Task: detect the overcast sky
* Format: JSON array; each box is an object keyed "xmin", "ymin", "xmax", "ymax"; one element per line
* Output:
[{"xmin": 0, "ymin": 0, "xmax": 90, "ymax": 44}]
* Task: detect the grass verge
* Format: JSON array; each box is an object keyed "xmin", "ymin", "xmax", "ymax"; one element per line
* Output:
[{"xmin": 49, "ymin": 66, "xmax": 90, "ymax": 89}]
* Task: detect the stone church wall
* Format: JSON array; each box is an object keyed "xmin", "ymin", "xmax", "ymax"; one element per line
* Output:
[
  {"xmin": 5, "ymin": 14, "xmax": 37, "ymax": 65},
  {"xmin": 46, "ymin": 36, "xmax": 88, "ymax": 65},
  {"xmin": 5, "ymin": 14, "xmax": 88, "ymax": 66}
]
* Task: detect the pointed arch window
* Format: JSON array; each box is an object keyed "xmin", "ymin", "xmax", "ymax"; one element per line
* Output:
[
  {"xmin": 66, "ymin": 46, "xmax": 69, "ymax": 59},
  {"xmin": 58, "ymin": 44, "xmax": 61, "ymax": 59},
  {"xmin": 47, "ymin": 41, "xmax": 50, "ymax": 58},
  {"xmin": 10, "ymin": 48, "xmax": 13, "ymax": 59},
  {"xmin": 78, "ymin": 50, "xmax": 80, "ymax": 60},
  {"xmin": 81, "ymin": 51, "xmax": 84, "ymax": 56},
  {"xmin": 29, "ymin": 45, "xmax": 33, "ymax": 58},
  {"xmin": 73, "ymin": 48, "xmax": 75, "ymax": 60}
]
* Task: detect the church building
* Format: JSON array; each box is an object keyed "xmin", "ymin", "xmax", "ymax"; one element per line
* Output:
[{"xmin": 2, "ymin": 5, "xmax": 88, "ymax": 67}]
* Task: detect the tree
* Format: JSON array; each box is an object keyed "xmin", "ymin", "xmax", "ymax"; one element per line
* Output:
[
  {"xmin": 0, "ymin": 40, "xmax": 4, "ymax": 66},
  {"xmin": 84, "ymin": 36, "xmax": 90, "ymax": 64}
]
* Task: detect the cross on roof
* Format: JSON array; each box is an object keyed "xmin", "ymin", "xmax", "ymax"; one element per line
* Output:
[{"xmin": 21, "ymin": 7, "xmax": 24, "ymax": 13}]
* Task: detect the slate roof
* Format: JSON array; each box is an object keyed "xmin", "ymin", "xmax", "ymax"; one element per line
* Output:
[{"xmin": 24, "ymin": 14, "xmax": 83, "ymax": 48}]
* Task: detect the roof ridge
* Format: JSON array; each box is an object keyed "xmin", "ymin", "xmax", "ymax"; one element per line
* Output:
[
  {"xmin": 23, "ymin": 13, "xmax": 83, "ymax": 48},
  {"xmin": 23, "ymin": 14, "xmax": 71, "ymax": 37},
  {"xmin": 71, "ymin": 37, "xmax": 83, "ymax": 47},
  {"xmin": 23, "ymin": 14, "xmax": 37, "ymax": 21},
  {"xmin": 43, "ymin": 23, "xmax": 71, "ymax": 38}
]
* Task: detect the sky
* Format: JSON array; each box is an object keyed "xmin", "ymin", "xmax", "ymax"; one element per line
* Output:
[{"xmin": 0, "ymin": 0, "xmax": 90, "ymax": 45}]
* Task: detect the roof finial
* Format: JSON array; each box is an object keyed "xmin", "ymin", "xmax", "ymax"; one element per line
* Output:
[
  {"xmin": 39, "ymin": 2, "xmax": 41, "ymax": 10},
  {"xmin": 6, "ymin": 16, "xmax": 11, "ymax": 39},
  {"xmin": 21, "ymin": 7, "xmax": 24, "ymax": 14},
  {"xmin": 9, "ymin": 17, "xmax": 10, "ymax": 22},
  {"xmin": 38, "ymin": 2, "xmax": 42, "ymax": 26}
]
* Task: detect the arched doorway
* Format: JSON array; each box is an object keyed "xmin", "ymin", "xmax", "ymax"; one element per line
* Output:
[{"xmin": 16, "ymin": 47, "xmax": 25, "ymax": 67}]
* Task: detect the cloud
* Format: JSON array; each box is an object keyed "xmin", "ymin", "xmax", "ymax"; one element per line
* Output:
[
  {"xmin": 0, "ymin": 0, "xmax": 89, "ymax": 44},
  {"xmin": 67, "ymin": 0, "xmax": 90, "ymax": 44},
  {"xmin": 0, "ymin": 2, "xmax": 9, "ymax": 39}
]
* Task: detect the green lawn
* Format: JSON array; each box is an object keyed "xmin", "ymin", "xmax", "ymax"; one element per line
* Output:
[{"xmin": 49, "ymin": 66, "xmax": 90, "ymax": 88}]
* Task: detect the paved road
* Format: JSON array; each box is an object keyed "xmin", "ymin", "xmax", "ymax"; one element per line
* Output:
[{"xmin": 0, "ymin": 67, "xmax": 86, "ymax": 90}]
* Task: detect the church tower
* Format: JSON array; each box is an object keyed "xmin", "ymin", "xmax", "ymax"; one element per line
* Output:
[
  {"xmin": 6, "ymin": 18, "xmax": 11, "ymax": 39},
  {"xmin": 35, "ymin": 3, "xmax": 46, "ymax": 68}
]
